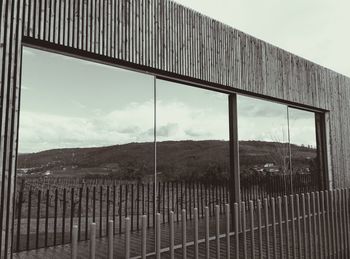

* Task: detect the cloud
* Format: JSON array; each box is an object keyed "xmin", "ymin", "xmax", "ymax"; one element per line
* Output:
[
  {"xmin": 157, "ymin": 123, "xmax": 179, "ymax": 137},
  {"xmin": 238, "ymin": 96, "xmax": 286, "ymax": 119},
  {"xmin": 156, "ymin": 100, "xmax": 229, "ymax": 142}
]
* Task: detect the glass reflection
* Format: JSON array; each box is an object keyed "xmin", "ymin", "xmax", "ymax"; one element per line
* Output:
[
  {"xmin": 288, "ymin": 107, "xmax": 320, "ymax": 192},
  {"xmin": 156, "ymin": 79, "xmax": 230, "ymax": 220},
  {"xmin": 15, "ymin": 47, "xmax": 154, "ymax": 251},
  {"xmin": 237, "ymin": 95, "xmax": 290, "ymax": 199}
]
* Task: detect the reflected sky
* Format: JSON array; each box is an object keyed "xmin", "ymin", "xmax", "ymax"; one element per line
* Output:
[
  {"xmin": 20, "ymin": 47, "xmax": 154, "ymax": 153},
  {"xmin": 156, "ymin": 79, "xmax": 229, "ymax": 141},
  {"xmin": 238, "ymin": 95, "xmax": 289, "ymax": 143},
  {"xmin": 238, "ymin": 95, "xmax": 317, "ymax": 147},
  {"xmin": 20, "ymin": 47, "xmax": 318, "ymax": 153},
  {"xmin": 288, "ymin": 107, "xmax": 317, "ymax": 148}
]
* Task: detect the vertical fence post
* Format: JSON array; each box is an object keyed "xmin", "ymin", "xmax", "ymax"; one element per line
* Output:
[
  {"xmin": 182, "ymin": 209, "xmax": 187, "ymax": 259},
  {"xmin": 16, "ymin": 187, "xmax": 23, "ymax": 251},
  {"xmin": 283, "ymin": 195, "xmax": 290, "ymax": 259},
  {"xmin": 36, "ymin": 189, "xmax": 41, "ymax": 249},
  {"xmin": 85, "ymin": 187, "xmax": 89, "ymax": 240},
  {"xmin": 307, "ymin": 193, "xmax": 313, "ymax": 258},
  {"xmin": 277, "ymin": 197, "xmax": 284, "ymax": 259},
  {"xmin": 71, "ymin": 188, "xmax": 75, "ymax": 241},
  {"xmin": 54, "ymin": 189, "xmax": 58, "ymax": 246},
  {"xmin": 45, "ymin": 189, "xmax": 49, "ymax": 248},
  {"xmin": 125, "ymin": 217, "xmax": 130, "ymax": 259},
  {"xmin": 89, "ymin": 222, "xmax": 96, "ymax": 259},
  {"xmin": 250, "ymin": 200, "xmax": 255, "ymax": 259},
  {"xmin": 137, "ymin": 184, "xmax": 140, "ymax": 230},
  {"xmin": 257, "ymin": 200, "xmax": 262, "ymax": 258},
  {"xmin": 290, "ymin": 195, "xmax": 295, "ymax": 259},
  {"xmin": 71, "ymin": 225, "xmax": 78, "ymax": 259},
  {"xmin": 225, "ymin": 204, "xmax": 231, "ymax": 259},
  {"xmin": 119, "ymin": 185, "xmax": 123, "ymax": 233},
  {"xmin": 93, "ymin": 187, "xmax": 96, "ymax": 229},
  {"xmin": 329, "ymin": 191, "xmax": 335, "ymax": 257},
  {"xmin": 311, "ymin": 192, "xmax": 318, "ymax": 259},
  {"xmin": 320, "ymin": 191, "xmax": 327, "ymax": 258},
  {"xmin": 215, "ymin": 205, "xmax": 220, "ymax": 259},
  {"xmin": 176, "ymin": 182, "xmax": 179, "ymax": 222},
  {"xmin": 194, "ymin": 208, "xmax": 199, "ymax": 259},
  {"xmin": 341, "ymin": 189, "xmax": 347, "ymax": 258},
  {"xmin": 156, "ymin": 213, "xmax": 161, "ymax": 259},
  {"xmin": 131, "ymin": 185, "xmax": 134, "ymax": 231},
  {"xmin": 106, "ymin": 187, "xmax": 110, "ymax": 236},
  {"xmin": 234, "ymin": 203, "xmax": 239, "ymax": 259},
  {"xmin": 99, "ymin": 186, "xmax": 103, "ymax": 237},
  {"xmin": 337, "ymin": 189, "xmax": 343, "ymax": 257},
  {"xmin": 63, "ymin": 188, "xmax": 67, "ymax": 244},
  {"xmin": 205, "ymin": 206, "xmax": 209, "ymax": 259},
  {"xmin": 344, "ymin": 189, "xmax": 350, "ymax": 258},
  {"xmin": 271, "ymin": 197, "xmax": 277, "ymax": 259},
  {"xmin": 316, "ymin": 192, "xmax": 323, "ymax": 259},
  {"xmin": 141, "ymin": 215, "xmax": 147, "ymax": 259},
  {"xmin": 264, "ymin": 198, "xmax": 270, "ymax": 259},
  {"xmin": 26, "ymin": 188, "xmax": 32, "ymax": 250},
  {"xmin": 113, "ymin": 186, "xmax": 116, "ymax": 235},
  {"xmin": 169, "ymin": 212, "xmax": 174, "ymax": 259},
  {"xmin": 108, "ymin": 220, "xmax": 113, "ymax": 259},
  {"xmin": 301, "ymin": 193, "xmax": 308, "ymax": 259},
  {"xmin": 295, "ymin": 194, "xmax": 302, "ymax": 259},
  {"xmin": 78, "ymin": 188, "xmax": 82, "ymax": 241}
]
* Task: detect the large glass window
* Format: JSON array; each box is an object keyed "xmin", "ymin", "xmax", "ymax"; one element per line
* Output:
[
  {"xmin": 15, "ymin": 47, "xmax": 326, "ymax": 255},
  {"xmin": 237, "ymin": 95, "xmax": 290, "ymax": 200},
  {"xmin": 237, "ymin": 95, "xmax": 324, "ymax": 200},
  {"xmin": 155, "ymin": 79, "xmax": 230, "ymax": 221},
  {"xmin": 15, "ymin": 47, "xmax": 154, "ymax": 252},
  {"xmin": 288, "ymin": 107, "xmax": 321, "ymax": 193}
]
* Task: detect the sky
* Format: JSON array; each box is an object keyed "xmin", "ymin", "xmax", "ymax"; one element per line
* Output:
[
  {"xmin": 20, "ymin": 13, "xmax": 320, "ymax": 153},
  {"xmin": 174, "ymin": 0, "xmax": 350, "ymax": 78}
]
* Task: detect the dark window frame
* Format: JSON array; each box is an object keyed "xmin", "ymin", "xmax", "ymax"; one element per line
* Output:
[{"xmin": 19, "ymin": 39, "xmax": 331, "ymax": 198}]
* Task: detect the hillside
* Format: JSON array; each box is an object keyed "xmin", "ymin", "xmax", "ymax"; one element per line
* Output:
[{"xmin": 17, "ymin": 140, "xmax": 317, "ymax": 181}]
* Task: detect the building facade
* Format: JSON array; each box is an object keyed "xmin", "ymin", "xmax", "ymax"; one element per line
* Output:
[{"xmin": 1, "ymin": 0, "xmax": 350, "ymax": 256}]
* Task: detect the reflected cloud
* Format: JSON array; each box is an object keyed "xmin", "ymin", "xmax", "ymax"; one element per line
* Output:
[
  {"xmin": 184, "ymin": 128, "xmax": 212, "ymax": 138},
  {"xmin": 157, "ymin": 123, "xmax": 179, "ymax": 137},
  {"xmin": 238, "ymin": 96, "xmax": 317, "ymax": 147},
  {"xmin": 238, "ymin": 96, "xmax": 286, "ymax": 118}
]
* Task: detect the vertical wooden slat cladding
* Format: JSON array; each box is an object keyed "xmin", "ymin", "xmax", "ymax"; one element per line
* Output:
[
  {"xmin": 1, "ymin": 0, "xmax": 350, "ymax": 255},
  {"xmin": 0, "ymin": 0, "xmax": 22, "ymax": 256},
  {"xmin": 107, "ymin": 0, "xmax": 112, "ymax": 57},
  {"xmin": 53, "ymin": 0, "xmax": 59, "ymax": 44},
  {"xmin": 78, "ymin": 0, "xmax": 83, "ymax": 50}
]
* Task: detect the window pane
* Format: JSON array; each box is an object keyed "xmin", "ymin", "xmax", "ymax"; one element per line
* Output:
[
  {"xmin": 156, "ymin": 79, "xmax": 230, "ymax": 218},
  {"xmin": 288, "ymin": 107, "xmax": 321, "ymax": 192},
  {"xmin": 15, "ymin": 47, "xmax": 154, "ymax": 251},
  {"xmin": 237, "ymin": 95, "xmax": 290, "ymax": 199}
]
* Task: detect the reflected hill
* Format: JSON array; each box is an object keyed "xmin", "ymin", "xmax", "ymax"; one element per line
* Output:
[{"xmin": 17, "ymin": 140, "xmax": 317, "ymax": 182}]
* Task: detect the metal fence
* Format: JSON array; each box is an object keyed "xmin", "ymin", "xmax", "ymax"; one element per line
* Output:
[
  {"xmin": 13, "ymin": 174, "xmax": 321, "ymax": 252},
  {"xmin": 70, "ymin": 188, "xmax": 349, "ymax": 259}
]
